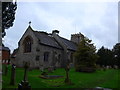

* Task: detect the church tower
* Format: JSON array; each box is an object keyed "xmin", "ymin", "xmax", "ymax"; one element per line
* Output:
[{"xmin": 71, "ymin": 32, "xmax": 84, "ymax": 44}]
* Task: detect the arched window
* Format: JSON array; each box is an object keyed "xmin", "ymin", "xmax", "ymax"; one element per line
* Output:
[{"xmin": 23, "ymin": 36, "xmax": 33, "ymax": 53}]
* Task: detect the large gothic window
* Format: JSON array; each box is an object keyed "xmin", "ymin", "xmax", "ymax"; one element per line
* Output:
[{"xmin": 23, "ymin": 36, "xmax": 33, "ymax": 53}]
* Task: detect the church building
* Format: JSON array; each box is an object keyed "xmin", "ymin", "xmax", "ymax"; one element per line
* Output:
[{"xmin": 11, "ymin": 25, "xmax": 83, "ymax": 69}]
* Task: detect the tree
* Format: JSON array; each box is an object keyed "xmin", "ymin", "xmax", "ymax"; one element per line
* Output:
[
  {"xmin": 2, "ymin": 1, "xmax": 17, "ymax": 37},
  {"xmin": 113, "ymin": 43, "xmax": 120, "ymax": 68},
  {"xmin": 97, "ymin": 46, "xmax": 114, "ymax": 67},
  {"xmin": 74, "ymin": 35, "xmax": 98, "ymax": 72}
]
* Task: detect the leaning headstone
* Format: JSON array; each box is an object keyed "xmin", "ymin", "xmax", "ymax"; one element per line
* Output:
[
  {"xmin": 18, "ymin": 62, "xmax": 31, "ymax": 90},
  {"xmin": 10, "ymin": 64, "xmax": 16, "ymax": 85}
]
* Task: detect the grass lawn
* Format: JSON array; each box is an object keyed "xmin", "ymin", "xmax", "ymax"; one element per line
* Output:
[{"xmin": 2, "ymin": 64, "xmax": 120, "ymax": 89}]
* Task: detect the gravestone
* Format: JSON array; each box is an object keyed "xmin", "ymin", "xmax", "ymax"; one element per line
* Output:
[
  {"xmin": 103, "ymin": 66, "xmax": 106, "ymax": 71},
  {"xmin": 18, "ymin": 62, "xmax": 31, "ymax": 90},
  {"xmin": 39, "ymin": 65, "xmax": 44, "ymax": 72},
  {"xmin": 10, "ymin": 64, "xmax": 16, "ymax": 85},
  {"xmin": 106, "ymin": 66, "xmax": 109, "ymax": 69},
  {"xmin": 114, "ymin": 65, "xmax": 118, "ymax": 69}
]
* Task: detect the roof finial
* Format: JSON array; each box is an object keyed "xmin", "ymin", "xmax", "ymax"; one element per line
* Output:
[{"xmin": 29, "ymin": 21, "xmax": 31, "ymax": 26}]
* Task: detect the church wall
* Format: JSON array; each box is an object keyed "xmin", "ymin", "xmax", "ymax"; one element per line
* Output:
[
  {"xmin": 66, "ymin": 50, "xmax": 75, "ymax": 68},
  {"xmin": 14, "ymin": 27, "xmax": 39, "ymax": 68},
  {"xmin": 14, "ymin": 27, "xmax": 64, "ymax": 69},
  {"xmin": 35, "ymin": 44, "xmax": 64, "ymax": 69},
  {"xmin": 13, "ymin": 26, "xmax": 76, "ymax": 69}
]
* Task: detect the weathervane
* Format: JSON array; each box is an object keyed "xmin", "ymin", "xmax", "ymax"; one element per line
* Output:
[{"xmin": 29, "ymin": 21, "xmax": 31, "ymax": 26}]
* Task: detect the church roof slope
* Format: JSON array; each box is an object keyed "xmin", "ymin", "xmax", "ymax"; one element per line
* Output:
[
  {"xmin": 33, "ymin": 29, "xmax": 77, "ymax": 51},
  {"xmin": 33, "ymin": 31, "xmax": 63, "ymax": 49},
  {"xmin": 59, "ymin": 37, "xmax": 77, "ymax": 51}
]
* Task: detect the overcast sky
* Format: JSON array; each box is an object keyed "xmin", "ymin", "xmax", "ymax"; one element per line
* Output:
[{"xmin": 3, "ymin": 1, "xmax": 119, "ymax": 52}]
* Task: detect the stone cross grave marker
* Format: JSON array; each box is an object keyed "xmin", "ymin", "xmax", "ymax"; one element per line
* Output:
[{"xmin": 18, "ymin": 61, "xmax": 31, "ymax": 90}]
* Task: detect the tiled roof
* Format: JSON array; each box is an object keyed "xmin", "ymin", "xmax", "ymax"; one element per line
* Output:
[
  {"xmin": 33, "ymin": 30, "xmax": 77, "ymax": 51},
  {"xmin": 59, "ymin": 37, "xmax": 77, "ymax": 51},
  {"xmin": 33, "ymin": 31, "xmax": 63, "ymax": 49}
]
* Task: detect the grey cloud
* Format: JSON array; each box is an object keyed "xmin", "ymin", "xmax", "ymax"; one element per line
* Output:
[{"xmin": 4, "ymin": 2, "xmax": 118, "ymax": 51}]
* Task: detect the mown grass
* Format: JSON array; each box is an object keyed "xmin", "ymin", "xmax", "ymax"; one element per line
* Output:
[{"xmin": 2, "ymin": 64, "xmax": 120, "ymax": 89}]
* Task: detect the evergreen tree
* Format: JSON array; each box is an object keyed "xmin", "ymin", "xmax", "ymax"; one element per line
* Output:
[
  {"xmin": 113, "ymin": 43, "xmax": 120, "ymax": 68},
  {"xmin": 97, "ymin": 46, "xmax": 115, "ymax": 67},
  {"xmin": 97, "ymin": 46, "xmax": 106, "ymax": 66},
  {"xmin": 74, "ymin": 35, "xmax": 98, "ymax": 72},
  {"xmin": 2, "ymin": 1, "xmax": 17, "ymax": 37}
]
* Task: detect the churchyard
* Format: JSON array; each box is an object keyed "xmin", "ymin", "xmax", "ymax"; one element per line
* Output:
[{"xmin": 2, "ymin": 64, "xmax": 119, "ymax": 89}]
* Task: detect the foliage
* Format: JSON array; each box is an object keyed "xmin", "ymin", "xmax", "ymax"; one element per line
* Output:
[
  {"xmin": 74, "ymin": 35, "xmax": 98, "ymax": 72},
  {"xmin": 2, "ymin": 1, "xmax": 17, "ymax": 37},
  {"xmin": 97, "ymin": 43, "xmax": 120, "ymax": 68},
  {"xmin": 2, "ymin": 65, "xmax": 119, "ymax": 88},
  {"xmin": 97, "ymin": 46, "xmax": 115, "ymax": 67},
  {"xmin": 112, "ymin": 43, "xmax": 120, "ymax": 68}
]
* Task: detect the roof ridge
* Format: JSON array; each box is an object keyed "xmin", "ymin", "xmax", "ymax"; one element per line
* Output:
[{"xmin": 59, "ymin": 36, "xmax": 75, "ymax": 43}]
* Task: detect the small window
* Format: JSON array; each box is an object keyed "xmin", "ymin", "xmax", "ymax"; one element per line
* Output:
[
  {"xmin": 44, "ymin": 52, "xmax": 49, "ymax": 62},
  {"xmin": 36, "ymin": 55, "xmax": 39, "ymax": 61}
]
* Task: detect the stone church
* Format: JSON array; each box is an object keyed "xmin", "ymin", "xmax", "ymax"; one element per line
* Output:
[{"xmin": 12, "ymin": 25, "xmax": 83, "ymax": 69}]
